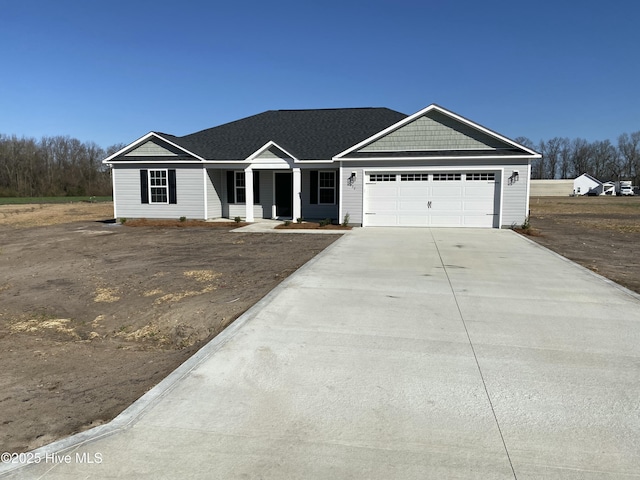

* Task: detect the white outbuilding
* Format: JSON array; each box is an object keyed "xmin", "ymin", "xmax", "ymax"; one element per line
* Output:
[{"xmin": 573, "ymin": 174, "xmax": 603, "ymax": 196}]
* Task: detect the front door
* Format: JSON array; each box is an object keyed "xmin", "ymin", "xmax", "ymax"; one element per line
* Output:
[{"xmin": 275, "ymin": 172, "xmax": 293, "ymax": 218}]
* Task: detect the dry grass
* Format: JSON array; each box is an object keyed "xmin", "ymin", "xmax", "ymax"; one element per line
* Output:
[
  {"xmin": 529, "ymin": 196, "xmax": 640, "ymax": 234},
  {"xmin": 0, "ymin": 203, "xmax": 114, "ymax": 228},
  {"xmin": 529, "ymin": 196, "xmax": 640, "ymax": 216}
]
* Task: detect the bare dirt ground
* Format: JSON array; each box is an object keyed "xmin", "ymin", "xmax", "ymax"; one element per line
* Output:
[
  {"xmin": 526, "ymin": 196, "xmax": 640, "ymax": 294},
  {"xmin": 0, "ymin": 203, "xmax": 339, "ymax": 454}
]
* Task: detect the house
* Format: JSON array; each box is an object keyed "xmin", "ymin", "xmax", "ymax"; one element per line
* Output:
[
  {"xmin": 573, "ymin": 173, "xmax": 603, "ymax": 196},
  {"xmin": 103, "ymin": 104, "xmax": 541, "ymax": 228}
]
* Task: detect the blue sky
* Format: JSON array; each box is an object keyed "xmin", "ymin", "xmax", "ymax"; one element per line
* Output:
[{"xmin": 1, "ymin": 0, "xmax": 639, "ymax": 149}]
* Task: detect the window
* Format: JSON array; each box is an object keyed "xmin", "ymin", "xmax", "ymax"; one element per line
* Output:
[
  {"xmin": 369, "ymin": 174, "xmax": 396, "ymax": 182},
  {"xmin": 319, "ymin": 171, "xmax": 336, "ymax": 204},
  {"xmin": 235, "ymin": 172, "xmax": 246, "ymax": 203},
  {"xmin": 466, "ymin": 173, "xmax": 495, "ymax": 181},
  {"xmin": 432, "ymin": 173, "xmax": 461, "ymax": 181},
  {"xmin": 226, "ymin": 171, "xmax": 259, "ymax": 204},
  {"xmin": 400, "ymin": 173, "xmax": 429, "ymax": 181},
  {"xmin": 149, "ymin": 170, "xmax": 168, "ymax": 203},
  {"xmin": 141, "ymin": 169, "xmax": 176, "ymax": 204}
]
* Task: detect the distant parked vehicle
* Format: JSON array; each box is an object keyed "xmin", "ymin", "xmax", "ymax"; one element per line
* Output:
[{"xmin": 615, "ymin": 180, "xmax": 634, "ymax": 196}]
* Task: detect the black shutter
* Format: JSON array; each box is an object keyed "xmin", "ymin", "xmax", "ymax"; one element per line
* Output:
[
  {"xmin": 226, "ymin": 171, "xmax": 234, "ymax": 203},
  {"xmin": 168, "ymin": 169, "xmax": 177, "ymax": 204},
  {"xmin": 334, "ymin": 171, "xmax": 338, "ymax": 205},
  {"xmin": 253, "ymin": 171, "xmax": 260, "ymax": 204},
  {"xmin": 310, "ymin": 170, "xmax": 318, "ymax": 204},
  {"xmin": 140, "ymin": 170, "xmax": 149, "ymax": 204}
]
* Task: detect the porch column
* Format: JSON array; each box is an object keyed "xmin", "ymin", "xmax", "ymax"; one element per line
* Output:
[
  {"xmin": 292, "ymin": 167, "xmax": 301, "ymax": 221},
  {"xmin": 244, "ymin": 167, "xmax": 254, "ymax": 222}
]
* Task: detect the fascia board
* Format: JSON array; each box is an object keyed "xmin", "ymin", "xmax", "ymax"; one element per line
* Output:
[
  {"xmin": 335, "ymin": 103, "xmax": 542, "ymax": 159},
  {"xmin": 334, "ymin": 155, "xmax": 539, "ymax": 162},
  {"xmin": 246, "ymin": 141, "xmax": 299, "ymax": 162},
  {"xmin": 102, "ymin": 132, "xmax": 206, "ymax": 163}
]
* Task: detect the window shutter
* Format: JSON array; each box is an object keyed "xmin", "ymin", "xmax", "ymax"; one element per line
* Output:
[
  {"xmin": 253, "ymin": 171, "xmax": 260, "ymax": 204},
  {"xmin": 168, "ymin": 169, "xmax": 177, "ymax": 204},
  {"xmin": 334, "ymin": 171, "xmax": 339, "ymax": 204},
  {"xmin": 140, "ymin": 169, "xmax": 149, "ymax": 204},
  {"xmin": 310, "ymin": 170, "xmax": 318, "ymax": 204},
  {"xmin": 226, "ymin": 171, "xmax": 234, "ymax": 203}
]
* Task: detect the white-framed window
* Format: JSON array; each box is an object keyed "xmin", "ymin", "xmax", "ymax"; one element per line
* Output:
[
  {"xmin": 149, "ymin": 169, "xmax": 168, "ymax": 203},
  {"xmin": 235, "ymin": 171, "xmax": 246, "ymax": 203},
  {"xmin": 318, "ymin": 171, "xmax": 336, "ymax": 204},
  {"xmin": 466, "ymin": 173, "xmax": 495, "ymax": 181},
  {"xmin": 369, "ymin": 174, "xmax": 396, "ymax": 182},
  {"xmin": 400, "ymin": 173, "xmax": 429, "ymax": 181},
  {"xmin": 433, "ymin": 173, "xmax": 461, "ymax": 181}
]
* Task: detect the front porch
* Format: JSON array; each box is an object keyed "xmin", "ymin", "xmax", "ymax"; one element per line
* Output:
[{"xmin": 207, "ymin": 167, "xmax": 338, "ymax": 223}]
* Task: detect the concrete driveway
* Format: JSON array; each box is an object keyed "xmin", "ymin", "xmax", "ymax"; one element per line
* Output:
[{"xmin": 3, "ymin": 228, "xmax": 640, "ymax": 479}]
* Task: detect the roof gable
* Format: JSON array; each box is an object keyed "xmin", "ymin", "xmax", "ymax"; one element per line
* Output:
[
  {"xmin": 103, "ymin": 132, "xmax": 204, "ymax": 163},
  {"xmin": 337, "ymin": 104, "xmax": 540, "ymax": 159}
]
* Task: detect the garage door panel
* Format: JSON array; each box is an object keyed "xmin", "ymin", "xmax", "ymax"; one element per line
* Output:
[{"xmin": 364, "ymin": 172, "xmax": 498, "ymax": 228}]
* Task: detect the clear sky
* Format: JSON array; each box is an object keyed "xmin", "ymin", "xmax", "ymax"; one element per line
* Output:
[{"xmin": 1, "ymin": 0, "xmax": 639, "ymax": 149}]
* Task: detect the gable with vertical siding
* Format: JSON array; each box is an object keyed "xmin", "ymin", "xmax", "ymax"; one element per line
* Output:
[{"xmin": 358, "ymin": 110, "xmax": 512, "ymax": 153}]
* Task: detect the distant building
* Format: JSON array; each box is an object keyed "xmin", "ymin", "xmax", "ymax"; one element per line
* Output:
[{"xmin": 573, "ymin": 173, "xmax": 603, "ymax": 196}]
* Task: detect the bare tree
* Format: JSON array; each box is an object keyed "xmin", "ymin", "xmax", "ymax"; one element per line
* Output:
[{"xmin": 618, "ymin": 132, "xmax": 640, "ymax": 184}]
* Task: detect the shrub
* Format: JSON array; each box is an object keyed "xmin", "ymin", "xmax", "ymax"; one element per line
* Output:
[
  {"xmin": 119, "ymin": 217, "xmax": 127, "ymax": 224},
  {"xmin": 342, "ymin": 213, "xmax": 350, "ymax": 227},
  {"xmin": 284, "ymin": 220, "xmax": 291, "ymax": 226},
  {"xmin": 234, "ymin": 216, "xmax": 242, "ymax": 223},
  {"xmin": 319, "ymin": 218, "xmax": 332, "ymax": 227},
  {"xmin": 296, "ymin": 217, "xmax": 303, "ymax": 224},
  {"xmin": 179, "ymin": 216, "xmax": 187, "ymax": 222}
]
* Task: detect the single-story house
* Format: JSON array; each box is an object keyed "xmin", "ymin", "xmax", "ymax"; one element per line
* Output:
[
  {"xmin": 103, "ymin": 104, "xmax": 541, "ymax": 228},
  {"xmin": 573, "ymin": 173, "xmax": 603, "ymax": 196}
]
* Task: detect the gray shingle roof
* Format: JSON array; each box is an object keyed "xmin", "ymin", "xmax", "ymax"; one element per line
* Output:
[{"xmin": 161, "ymin": 108, "xmax": 407, "ymax": 160}]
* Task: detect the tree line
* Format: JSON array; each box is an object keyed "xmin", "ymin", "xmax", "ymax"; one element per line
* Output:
[
  {"xmin": 2, "ymin": 129, "xmax": 639, "ymax": 197},
  {"xmin": 516, "ymin": 132, "xmax": 640, "ymax": 184},
  {"xmin": 0, "ymin": 134, "xmax": 125, "ymax": 197}
]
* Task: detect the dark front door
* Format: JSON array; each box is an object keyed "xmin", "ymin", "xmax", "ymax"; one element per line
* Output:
[{"xmin": 275, "ymin": 172, "xmax": 293, "ymax": 217}]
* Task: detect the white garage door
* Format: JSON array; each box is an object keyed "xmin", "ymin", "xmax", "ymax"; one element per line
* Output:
[{"xmin": 364, "ymin": 172, "xmax": 498, "ymax": 227}]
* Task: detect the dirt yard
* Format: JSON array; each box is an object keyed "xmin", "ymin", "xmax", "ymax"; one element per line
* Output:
[
  {"xmin": 0, "ymin": 203, "xmax": 339, "ymax": 454},
  {"xmin": 526, "ymin": 196, "xmax": 640, "ymax": 294}
]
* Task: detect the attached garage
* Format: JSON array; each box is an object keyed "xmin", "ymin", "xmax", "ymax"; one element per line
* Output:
[{"xmin": 363, "ymin": 171, "xmax": 499, "ymax": 227}]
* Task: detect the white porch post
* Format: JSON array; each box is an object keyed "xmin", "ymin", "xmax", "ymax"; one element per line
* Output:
[
  {"xmin": 292, "ymin": 167, "xmax": 301, "ymax": 221},
  {"xmin": 244, "ymin": 167, "xmax": 254, "ymax": 222}
]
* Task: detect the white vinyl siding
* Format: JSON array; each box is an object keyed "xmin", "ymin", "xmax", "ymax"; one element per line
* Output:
[{"xmin": 112, "ymin": 165, "xmax": 205, "ymax": 219}]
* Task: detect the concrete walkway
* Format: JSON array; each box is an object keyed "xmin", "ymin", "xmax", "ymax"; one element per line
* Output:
[{"xmin": 2, "ymin": 229, "xmax": 640, "ymax": 479}]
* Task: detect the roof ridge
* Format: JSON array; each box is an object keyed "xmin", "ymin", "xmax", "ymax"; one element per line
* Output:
[{"xmin": 274, "ymin": 107, "xmax": 389, "ymax": 112}]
